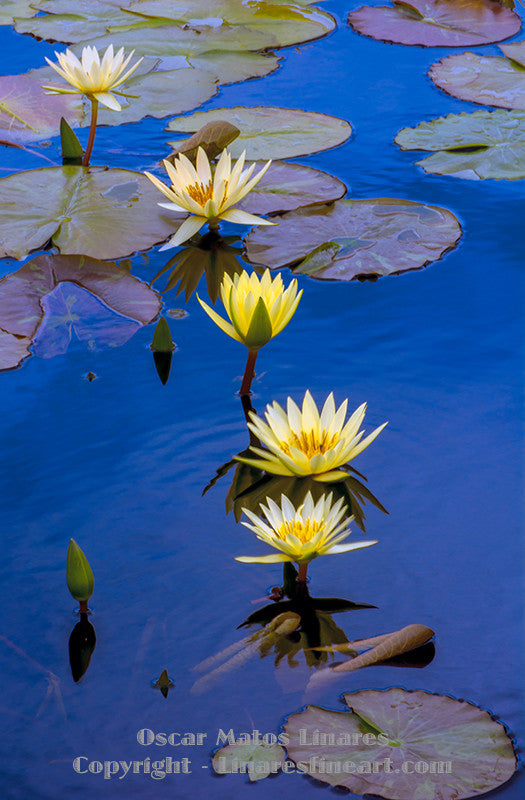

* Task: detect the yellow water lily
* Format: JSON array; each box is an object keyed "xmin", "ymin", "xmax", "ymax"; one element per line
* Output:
[
  {"xmin": 235, "ymin": 492, "xmax": 377, "ymax": 579},
  {"xmin": 237, "ymin": 390, "xmax": 387, "ymax": 481},
  {"xmin": 144, "ymin": 147, "xmax": 274, "ymax": 249},
  {"xmin": 198, "ymin": 269, "xmax": 302, "ymax": 350},
  {"xmin": 43, "ymin": 44, "xmax": 143, "ymax": 110}
]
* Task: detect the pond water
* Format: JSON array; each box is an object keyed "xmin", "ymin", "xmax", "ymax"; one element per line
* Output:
[{"xmin": 0, "ymin": 1, "xmax": 523, "ymax": 799}]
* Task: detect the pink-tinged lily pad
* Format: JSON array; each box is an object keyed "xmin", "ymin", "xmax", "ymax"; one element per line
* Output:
[
  {"xmin": 430, "ymin": 45, "xmax": 525, "ymax": 111},
  {"xmin": 236, "ymin": 161, "xmax": 347, "ymax": 216},
  {"xmin": 0, "ymin": 73, "xmax": 81, "ymax": 143},
  {"xmin": 284, "ymin": 688, "xmax": 517, "ymax": 799},
  {"xmin": 348, "ymin": 0, "xmax": 521, "ymax": 47},
  {"xmin": 244, "ymin": 198, "xmax": 461, "ymax": 280},
  {"xmin": 0, "ymin": 254, "xmax": 161, "ymax": 370},
  {"xmin": 0, "ymin": 166, "xmax": 183, "ymax": 260}
]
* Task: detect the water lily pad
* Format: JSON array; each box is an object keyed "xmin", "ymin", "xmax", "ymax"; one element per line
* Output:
[
  {"xmin": 244, "ymin": 198, "xmax": 461, "ymax": 280},
  {"xmin": 212, "ymin": 740, "xmax": 286, "ymax": 781},
  {"xmin": 236, "ymin": 161, "xmax": 347, "ymax": 216},
  {"xmin": 17, "ymin": 0, "xmax": 335, "ymax": 49},
  {"xmin": 0, "ymin": 167, "xmax": 183, "ymax": 260},
  {"xmin": 347, "ymin": 0, "xmax": 521, "ymax": 47},
  {"xmin": 167, "ymin": 106, "xmax": 352, "ymax": 159},
  {"xmin": 0, "ymin": 60, "xmax": 217, "ymax": 143},
  {"xmin": 0, "ymin": 254, "xmax": 161, "ymax": 370},
  {"xmin": 395, "ymin": 109, "xmax": 525, "ymax": 180},
  {"xmin": 284, "ymin": 688, "xmax": 517, "ymax": 799},
  {"xmin": 0, "ymin": 0, "xmax": 37, "ymax": 25},
  {"xmin": 430, "ymin": 47, "xmax": 525, "ymax": 111}
]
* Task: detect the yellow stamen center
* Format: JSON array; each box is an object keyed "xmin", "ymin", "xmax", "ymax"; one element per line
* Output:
[
  {"xmin": 281, "ymin": 428, "xmax": 339, "ymax": 459},
  {"xmin": 186, "ymin": 181, "xmax": 213, "ymax": 206},
  {"xmin": 278, "ymin": 519, "xmax": 322, "ymax": 544}
]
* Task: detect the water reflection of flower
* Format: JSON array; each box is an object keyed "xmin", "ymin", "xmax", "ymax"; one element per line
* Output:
[{"xmin": 237, "ymin": 391, "xmax": 387, "ymax": 482}]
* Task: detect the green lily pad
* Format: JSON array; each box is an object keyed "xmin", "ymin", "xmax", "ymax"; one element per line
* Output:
[
  {"xmin": 212, "ymin": 740, "xmax": 286, "ymax": 781},
  {"xmin": 430, "ymin": 46, "xmax": 525, "ymax": 111},
  {"xmin": 0, "ymin": 72, "xmax": 81, "ymax": 143},
  {"xmin": 284, "ymin": 688, "xmax": 517, "ymax": 799},
  {"xmin": 395, "ymin": 109, "xmax": 525, "ymax": 180},
  {"xmin": 0, "ymin": 253, "xmax": 161, "ymax": 370},
  {"xmin": 0, "ymin": 167, "xmax": 183, "ymax": 260},
  {"xmin": 17, "ymin": 0, "xmax": 335, "ymax": 48},
  {"xmin": 244, "ymin": 198, "xmax": 461, "ymax": 280},
  {"xmin": 0, "ymin": 0, "xmax": 37, "ymax": 25},
  {"xmin": 347, "ymin": 0, "xmax": 521, "ymax": 47},
  {"xmin": 236, "ymin": 161, "xmax": 347, "ymax": 216},
  {"xmin": 167, "ymin": 106, "xmax": 352, "ymax": 159}
]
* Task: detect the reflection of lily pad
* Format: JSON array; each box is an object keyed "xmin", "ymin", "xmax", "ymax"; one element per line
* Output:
[
  {"xmin": 0, "ymin": 167, "xmax": 182, "ymax": 260},
  {"xmin": 430, "ymin": 46, "xmax": 525, "ymax": 111},
  {"xmin": 348, "ymin": 0, "xmax": 521, "ymax": 47},
  {"xmin": 213, "ymin": 741, "xmax": 286, "ymax": 781},
  {"xmin": 16, "ymin": 0, "xmax": 335, "ymax": 49},
  {"xmin": 0, "ymin": 254, "xmax": 161, "ymax": 370},
  {"xmin": 284, "ymin": 688, "xmax": 517, "ymax": 799},
  {"xmin": 244, "ymin": 198, "xmax": 461, "ymax": 280},
  {"xmin": 395, "ymin": 109, "xmax": 525, "ymax": 180},
  {"xmin": 167, "ymin": 106, "xmax": 352, "ymax": 159},
  {"xmin": 237, "ymin": 161, "xmax": 347, "ymax": 216}
]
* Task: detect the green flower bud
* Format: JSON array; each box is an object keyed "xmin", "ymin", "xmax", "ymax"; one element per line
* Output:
[{"xmin": 67, "ymin": 539, "xmax": 94, "ymax": 602}]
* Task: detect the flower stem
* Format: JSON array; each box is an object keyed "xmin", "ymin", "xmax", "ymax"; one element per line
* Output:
[
  {"xmin": 240, "ymin": 349, "xmax": 258, "ymax": 396},
  {"xmin": 82, "ymin": 99, "xmax": 99, "ymax": 167},
  {"xmin": 297, "ymin": 562, "xmax": 309, "ymax": 583},
  {"xmin": 79, "ymin": 600, "xmax": 89, "ymax": 614}
]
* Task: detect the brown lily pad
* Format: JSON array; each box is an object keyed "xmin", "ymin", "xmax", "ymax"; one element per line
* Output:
[
  {"xmin": 430, "ymin": 45, "xmax": 525, "ymax": 111},
  {"xmin": 0, "ymin": 254, "xmax": 161, "ymax": 370},
  {"xmin": 244, "ymin": 198, "xmax": 461, "ymax": 280},
  {"xmin": 348, "ymin": 0, "xmax": 521, "ymax": 47},
  {"xmin": 284, "ymin": 688, "xmax": 517, "ymax": 799}
]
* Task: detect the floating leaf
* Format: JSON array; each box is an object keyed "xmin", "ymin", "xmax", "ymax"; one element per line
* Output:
[
  {"xmin": 429, "ymin": 46, "xmax": 525, "ymax": 111},
  {"xmin": 237, "ymin": 161, "xmax": 347, "ymax": 216},
  {"xmin": 244, "ymin": 198, "xmax": 461, "ymax": 280},
  {"xmin": 212, "ymin": 741, "xmax": 286, "ymax": 781},
  {"xmin": 284, "ymin": 688, "xmax": 517, "ymax": 799},
  {"xmin": 16, "ymin": 0, "xmax": 335, "ymax": 50},
  {"xmin": 395, "ymin": 109, "xmax": 525, "ymax": 180},
  {"xmin": 167, "ymin": 106, "xmax": 352, "ymax": 160},
  {"xmin": 0, "ymin": 72, "xmax": 81, "ymax": 143},
  {"xmin": 307, "ymin": 624, "xmax": 435, "ymax": 688},
  {"xmin": 169, "ymin": 120, "xmax": 240, "ymax": 164},
  {"xmin": 0, "ymin": 0, "xmax": 36, "ymax": 25},
  {"xmin": 347, "ymin": 0, "xmax": 521, "ymax": 47},
  {"xmin": 0, "ymin": 254, "xmax": 161, "ymax": 370},
  {"xmin": 0, "ymin": 167, "xmax": 183, "ymax": 260}
]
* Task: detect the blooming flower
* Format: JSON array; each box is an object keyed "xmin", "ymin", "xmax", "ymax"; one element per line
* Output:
[
  {"xmin": 144, "ymin": 147, "xmax": 274, "ymax": 249},
  {"xmin": 43, "ymin": 44, "xmax": 143, "ymax": 110},
  {"xmin": 235, "ymin": 492, "xmax": 377, "ymax": 566},
  {"xmin": 237, "ymin": 390, "xmax": 387, "ymax": 482},
  {"xmin": 197, "ymin": 269, "xmax": 302, "ymax": 350}
]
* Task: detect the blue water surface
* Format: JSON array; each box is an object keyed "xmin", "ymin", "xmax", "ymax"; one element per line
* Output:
[{"xmin": 0, "ymin": 1, "xmax": 523, "ymax": 798}]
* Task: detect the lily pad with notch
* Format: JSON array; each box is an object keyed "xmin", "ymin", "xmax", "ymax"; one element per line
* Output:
[
  {"xmin": 284, "ymin": 687, "xmax": 518, "ymax": 799},
  {"xmin": 429, "ymin": 44, "xmax": 525, "ymax": 111},
  {"xmin": 167, "ymin": 106, "xmax": 352, "ymax": 160},
  {"xmin": 347, "ymin": 0, "xmax": 521, "ymax": 47},
  {"xmin": 244, "ymin": 198, "xmax": 461, "ymax": 281},
  {"xmin": 0, "ymin": 166, "xmax": 183, "ymax": 261},
  {"xmin": 395, "ymin": 109, "xmax": 525, "ymax": 180}
]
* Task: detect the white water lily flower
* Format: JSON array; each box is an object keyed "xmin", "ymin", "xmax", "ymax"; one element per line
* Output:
[
  {"xmin": 43, "ymin": 44, "xmax": 143, "ymax": 110},
  {"xmin": 235, "ymin": 492, "xmax": 377, "ymax": 565},
  {"xmin": 144, "ymin": 147, "xmax": 274, "ymax": 249},
  {"xmin": 237, "ymin": 390, "xmax": 388, "ymax": 482}
]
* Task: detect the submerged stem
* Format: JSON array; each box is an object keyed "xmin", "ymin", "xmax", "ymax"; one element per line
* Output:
[
  {"xmin": 82, "ymin": 99, "xmax": 99, "ymax": 167},
  {"xmin": 240, "ymin": 349, "xmax": 258, "ymax": 396}
]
